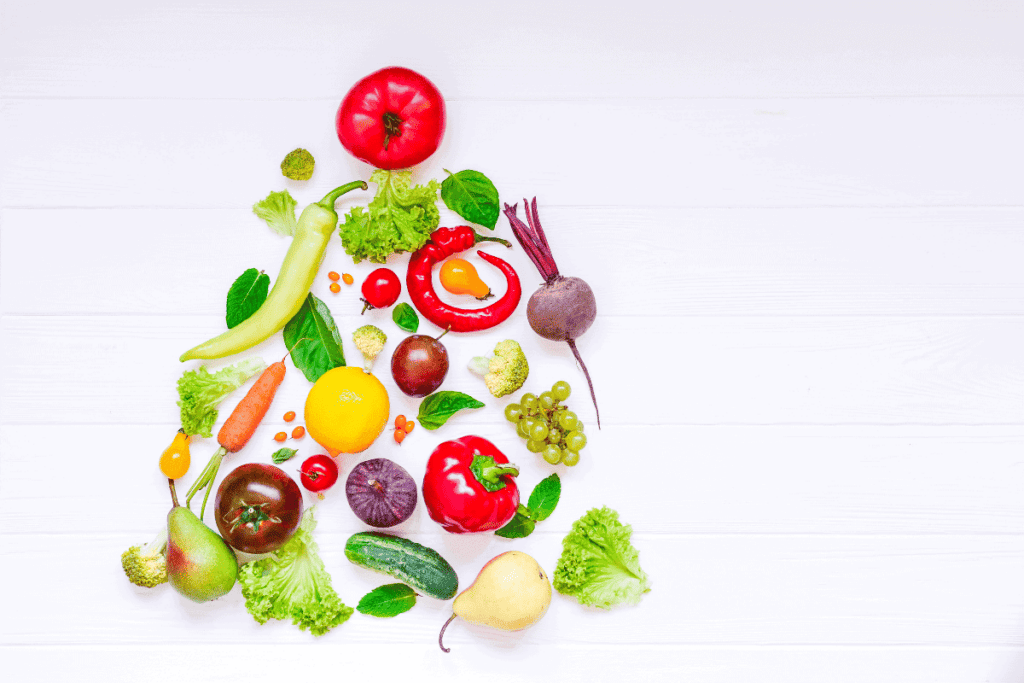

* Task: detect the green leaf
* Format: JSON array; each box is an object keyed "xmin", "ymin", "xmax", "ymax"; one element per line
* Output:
[
  {"xmin": 283, "ymin": 293, "xmax": 346, "ymax": 382},
  {"xmin": 356, "ymin": 583, "xmax": 417, "ymax": 618},
  {"xmin": 271, "ymin": 447, "xmax": 298, "ymax": 464},
  {"xmin": 527, "ymin": 473, "xmax": 561, "ymax": 521},
  {"xmin": 225, "ymin": 268, "xmax": 270, "ymax": 329},
  {"xmin": 392, "ymin": 303, "xmax": 419, "ymax": 333},
  {"xmin": 417, "ymin": 391, "xmax": 485, "ymax": 430},
  {"xmin": 253, "ymin": 189, "xmax": 298, "ymax": 237},
  {"xmin": 495, "ymin": 507, "xmax": 536, "ymax": 539},
  {"xmin": 441, "ymin": 169, "xmax": 500, "ymax": 229}
]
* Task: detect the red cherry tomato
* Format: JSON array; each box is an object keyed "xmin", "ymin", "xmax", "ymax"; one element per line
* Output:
[
  {"xmin": 335, "ymin": 67, "xmax": 446, "ymax": 170},
  {"xmin": 361, "ymin": 267, "xmax": 401, "ymax": 313},
  {"xmin": 300, "ymin": 454, "xmax": 340, "ymax": 493}
]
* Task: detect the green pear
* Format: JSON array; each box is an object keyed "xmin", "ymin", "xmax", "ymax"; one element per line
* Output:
[
  {"xmin": 438, "ymin": 551, "xmax": 551, "ymax": 652},
  {"xmin": 166, "ymin": 503, "xmax": 238, "ymax": 603}
]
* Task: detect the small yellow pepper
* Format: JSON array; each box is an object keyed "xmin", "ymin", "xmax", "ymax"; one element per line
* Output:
[
  {"xmin": 439, "ymin": 258, "xmax": 492, "ymax": 300},
  {"xmin": 159, "ymin": 429, "xmax": 192, "ymax": 480}
]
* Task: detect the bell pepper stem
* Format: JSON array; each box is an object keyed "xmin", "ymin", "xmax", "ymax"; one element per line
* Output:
[
  {"xmin": 318, "ymin": 180, "xmax": 369, "ymax": 210},
  {"xmin": 469, "ymin": 454, "xmax": 519, "ymax": 492}
]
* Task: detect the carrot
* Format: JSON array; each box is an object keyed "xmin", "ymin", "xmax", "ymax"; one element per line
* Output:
[
  {"xmin": 186, "ymin": 359, "xmax": 287, "ymax": 519},
  {"xmin": 218, "ymin": 360, "xmax": 286, "ymax": 452}
]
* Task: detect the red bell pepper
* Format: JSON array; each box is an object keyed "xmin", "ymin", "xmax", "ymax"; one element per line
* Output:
[{"xmin": 422, "ymin": 435, "xmax": 520, "ymax": 534}]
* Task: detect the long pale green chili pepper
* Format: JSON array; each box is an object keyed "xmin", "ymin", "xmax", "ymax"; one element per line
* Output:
[{"xmin": 180, "ymin": 181, "xmax": 367, "ymax": 362}]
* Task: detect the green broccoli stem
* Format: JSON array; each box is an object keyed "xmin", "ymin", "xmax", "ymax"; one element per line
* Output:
[{"xmin": 185, "ymin": 445, "xmax": 227, "ymax": 520}]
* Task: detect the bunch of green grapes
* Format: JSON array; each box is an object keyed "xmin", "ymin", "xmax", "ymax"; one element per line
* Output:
[{"xmin": 503, "ymin": 380, "xmax": 587, "ymax": 466}]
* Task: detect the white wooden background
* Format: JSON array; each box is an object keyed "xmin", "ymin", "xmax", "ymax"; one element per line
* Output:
[{"xmin": 2, "ymin": 1, "xmax": 1023, "ymax": 681}]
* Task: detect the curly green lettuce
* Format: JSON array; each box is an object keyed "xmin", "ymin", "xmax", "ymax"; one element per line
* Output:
[
  {"xmin": 176, "ymin": 357, "xmax": 266, "ymax": 437},
  {"xmin": 338, "ymin": 169, "xmax": 440, "ymax": 264},
  {"xmin": 552, "ymin": 506, "xmax": 652, "ymax": 609},
  {"xmin": 253, "ymin": 189, "xmax": 298, "ymax": 237},
  {"xmin": 238, "ymin": 508, "xmax": 353, "ymax": 636}
]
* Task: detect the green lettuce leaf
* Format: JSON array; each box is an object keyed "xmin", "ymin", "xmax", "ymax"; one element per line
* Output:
[
  {"xmin": 176, "ymin": 357, "xmax": 267, "ymax": 437},
  {"xmin": 253, "ymin": 189, "xmax": 298, "ymax": 236},
  {"xmin": 338, "ymin": 169, "xmax": 440, "ymax": 264},
  {"xmin": 238, "ymin": 508, "xmax": 354, "ymax": 636},
  {"xmin": 552, "ymin": 506, "xmax": 652, "ymax": 609}
]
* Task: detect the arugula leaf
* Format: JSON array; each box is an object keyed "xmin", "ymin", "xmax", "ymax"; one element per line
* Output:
[
  {"xmin": 441, "ymin": 169, "xmax": 500, "ymax": 229},
  {"xmin": 339, "ymin": 169, "xmax": 441, "ymax": 264},
  {"xmin": 527, "ymin": 473, "xmax": 561, "ymax": 521},
  {"xmin": 271, "ymin": 447, "xmax": 298, "ymax": 464},
  {"xmin": 392, "ymin": 303, "xmax": 419, "ymax": 333},
  {"xmin": 356, "ymin": 583, "xmax": 417, "ymax": 618},
  {"xmin": 253, "ymin": 189, "xmax": 298, "ymax": 236},
  {"xmin": 417, "ymin": 391, "xmax": 485, "ymax": 430},
  {"xmin": 496, "ymin": 474, "xmax": 561, "ymax": 538},
  {"xmin": 283, "ymin": 293, "xmax": 345, "ymax": 382},
  {"xmin": 225, "ymin": 268, "xmax": 270, "ymax": 329}
]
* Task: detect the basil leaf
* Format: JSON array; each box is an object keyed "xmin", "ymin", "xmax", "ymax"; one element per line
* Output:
[
  {"xmin": 417, "ymin": 391, "xmax": 485, "ymax": 430},
  {"xmin": 441, "ymin": 169, "xmax": 500, "ymax": 230},
  {"xmin": 356, "ymin": 583, "xmax": 417, "ymax": 618},
  {"xmin": 225, "ymin": 268, "xmax": 270, "ymax": 329},
  {"xmin": 283, "ymin": 293, "xmax": 345, "ymax": 382},
  {"xmin": 527, "ymin": 473, "xmax": 561, "ymax": 521},
  {"xmin": 271, "ymin": 447, "xmax": 298, "ymax": 464},
  {"xmin": 392, "ymin": 302, "xmax": 419, "ymax": 333},
  {"xmin": 495, "ymin": 507, "xmax": 536, "ymax": 539}
]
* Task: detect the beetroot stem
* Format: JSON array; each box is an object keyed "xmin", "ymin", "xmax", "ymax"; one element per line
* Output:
[
  {"xmin": 504, "ymin": 203, "xmax": 553, "ymax": 279},
  {"xmin": 526, "ymin": 197, "xmax": 559, "ymax": 275},
  {"xmin": 567, "ymin": 339, "xmax": 600, "ymax": 428},
  {"xmin": 520, "ymin": 198, "xmax": 559, "ymax": 278}
]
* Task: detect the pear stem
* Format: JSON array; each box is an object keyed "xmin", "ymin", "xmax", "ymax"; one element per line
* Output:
[
  {"xmin": 168, "ymin": 478, "xmax": 179, "ymax": 508},
  {"xmin": 438, "ymin": 614, "xmax": 457, "ymax": 653}
]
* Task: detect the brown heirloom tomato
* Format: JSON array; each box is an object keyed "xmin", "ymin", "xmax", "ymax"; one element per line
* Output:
[{"xmin": 215, "ymin": 463, "xmax": 302, "ymax": 553}]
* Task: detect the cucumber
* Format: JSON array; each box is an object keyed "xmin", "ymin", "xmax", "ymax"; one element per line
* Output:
[{"xmin": 345, "ymin": 531, "xmax": 459, "ymax": 600}]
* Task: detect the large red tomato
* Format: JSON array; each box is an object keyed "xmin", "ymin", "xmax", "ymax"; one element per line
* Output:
[{"xmin": 335, "ymin": 66, "xmax": 446, "ymax": 170}]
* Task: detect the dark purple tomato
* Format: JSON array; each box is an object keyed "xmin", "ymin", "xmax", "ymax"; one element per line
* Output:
[
  {"xmin": 391, "ymin": 334, "xmax": 448, "ymax": 397},
  {"xmin": 346, "ymin": 457, "xmax": 417, "ymax": 527},
  {"xmin": 215, "ymin": 463, "xmax": 302, "ymax": 553}
]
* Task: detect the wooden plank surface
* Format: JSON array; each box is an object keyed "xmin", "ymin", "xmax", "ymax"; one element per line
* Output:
[{"xmin": 2, "ymin": 1, "xmax": 1023, "ymax": 681}]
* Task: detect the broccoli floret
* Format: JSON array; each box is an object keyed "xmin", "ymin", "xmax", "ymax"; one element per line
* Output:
[
  {"xmin": 468, "ymin": 339, "xmax": 529, "ymax": 398},
  {"xmin": 121, "ymin": 528, "xmax": 168, "ymax": 588},
  {"xmin": 353, "ymin": 325, "xmax": 387, "ymax": 372},
  {"xmin": 280, "ymin": 148, "xmax": 315, "ymax": 181}
]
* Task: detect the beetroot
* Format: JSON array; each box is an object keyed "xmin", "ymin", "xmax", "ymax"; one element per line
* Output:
[
  {"xmin": 503, "ymin": 199, "xmax": 600, "ymax": 426},
  {"xmin": 346, "ymin": 458, "xmax": 418, "ymax": 527}
]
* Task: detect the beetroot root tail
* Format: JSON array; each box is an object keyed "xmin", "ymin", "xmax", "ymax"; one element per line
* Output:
[{"xmin": 567, "ymin": 338, "xmax": 600, "ymax": 429}]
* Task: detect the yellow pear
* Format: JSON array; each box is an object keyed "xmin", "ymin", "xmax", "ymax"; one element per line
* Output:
[{"xmin": 438, "ymin": 551, "xmax": 551, "ymax": 652}]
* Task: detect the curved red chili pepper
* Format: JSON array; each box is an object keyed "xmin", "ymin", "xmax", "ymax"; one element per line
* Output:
[{"xmin": 407, "ymin": 227, "xmax": 521, "ymax": 332}]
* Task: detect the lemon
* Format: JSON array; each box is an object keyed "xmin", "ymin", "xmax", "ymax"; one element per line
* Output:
[{"xmin": 304, "ymin": 367, "xmax": 390, "ymax": 456}]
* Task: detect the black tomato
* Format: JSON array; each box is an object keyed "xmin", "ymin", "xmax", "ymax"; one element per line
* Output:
[{"xmin": 215, "ymin": 463, "xmax": 302, "ymax": 554}]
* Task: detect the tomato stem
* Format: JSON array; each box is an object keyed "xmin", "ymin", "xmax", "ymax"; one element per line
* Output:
[{"xmin": 381, "ymin": 112, "xmax": 403, "ymax": 151}]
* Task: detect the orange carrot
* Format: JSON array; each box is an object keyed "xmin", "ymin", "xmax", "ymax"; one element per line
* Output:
[
  {"xmin": 186, "ymin": 358, "xmax": 287, "ymax": 519},
  {"xmin": 218, "ymin": 360, "xmax": 286, "ymax": 452}
]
